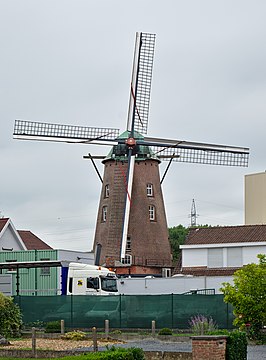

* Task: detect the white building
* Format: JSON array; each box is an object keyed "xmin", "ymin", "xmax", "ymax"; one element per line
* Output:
[
  {"xmin": 0, "ymin": 218, "xmax": 94, "ymax": 295},
  {"xmin": 180, "ymin": 225, "xmax": 266, "ymax": 276}
]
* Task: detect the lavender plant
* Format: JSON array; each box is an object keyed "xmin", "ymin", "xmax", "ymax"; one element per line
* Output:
[{"xmin": 189, "ymin": 314, "xmax": 218, "ymax": 335}]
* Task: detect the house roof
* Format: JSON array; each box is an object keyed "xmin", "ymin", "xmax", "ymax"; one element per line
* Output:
[
  {"xmin": 0, "ymin": 218, "xmax": 9, "ymax": 232},
  {"xmin": 180, "ymin": 267, "xmax": 240, "ymax": 276},
  {"xmin": 17, "ymin": 231, "xmax": 53, "ymax": 250},
  {"xmin": 185, "ymin": 225, "xmax": 266, "ymax": 245}
]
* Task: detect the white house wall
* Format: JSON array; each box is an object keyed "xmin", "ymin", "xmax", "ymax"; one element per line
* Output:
[
  {"xmin": 182, "ymin": 245, "xmax": 266, "ymax": 268},
  {"xmin": 242, "ymin": 245, "xmax": 266, "ymax": 265},
  {"xmin": 0, "ymin": 226, "xmax": 25, "ymax": 251},
  {"xmin": 182, "ymin": 248, "xmax": 207, "ymax": 267}
]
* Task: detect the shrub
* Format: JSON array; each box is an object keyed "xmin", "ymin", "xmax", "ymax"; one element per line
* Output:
[
  {"xmin": 189, "ymin": 314, "xmax": 218, "ymax": 335},
  {"xmin": 24, "ymin": 320, "xmax": 45, "ymax": 329},
  {"xmin": 0, "ymin": 292, "xmax": 22, "ymax": 338},
  {"xmin": 110, "ymin": 329, "xmax": 122, "ymax": 335},
  {"xmin": 44, "ymin": 320, "xmax": 61, "ymax": 333},
  {"xmin": 62, "ymin": 330, "xmax": 86, "ymax": 341},
  {"xmin": 226, "ymin": 331, "xmax": 247, "ymax": 360},
  {"xmin": 158, "ymin": 327, "xmax": 172, "ymax": 335},
  {"xmin": 71, "ymin": 347, "xmax": 144, "ymax": 360},
  {"xmin": 221, "ymin": 254, "xmax": 266, "ymax": 341},
  {"xmin": 127, "ymin": 347, "xmax": 145, "ymax": 360}
]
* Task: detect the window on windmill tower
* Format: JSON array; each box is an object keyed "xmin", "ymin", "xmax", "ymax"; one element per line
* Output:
[
  {"xmin": 147, "ymin": 183, "xmax": 153, "ymax": 196},
  {"xmin": 126, "ymin": 236, "xmax": 131, "ymax": 252},
  {"xmin": 102, "ymin": 206, "xmax": 107, "ymax": 222},
  {"xmin": 149, "ymin": 205, "xmax": 156, "ymax": 221},
  {"xmin": 104, "ymin": 184, "xmax": 110, "ymax": 198}
]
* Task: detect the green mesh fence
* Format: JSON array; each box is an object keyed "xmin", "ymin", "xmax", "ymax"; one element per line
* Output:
[{"xmin": 14, "ymin": 294, "xmax": 234, "ymax": 329}]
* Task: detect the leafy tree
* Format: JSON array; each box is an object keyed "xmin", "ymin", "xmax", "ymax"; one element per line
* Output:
[
  {"xmin": 168, "ymin": 225, "xmax": 189, "ymax": 262},
  {"xmin": 168, "ymin": 224, "xmax": 211, "ymax": 262},
  {"xmin": 0, "ymin": 292, "xmax": 22, "ymax": 338},
  {"xmin": 220, "ymin": 254, "xmax": 266, "ymax": 340}
]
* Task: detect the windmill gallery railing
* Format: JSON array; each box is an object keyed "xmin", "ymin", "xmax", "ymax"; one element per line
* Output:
[
  {"xmin": 105, "ymin": 255, "xmax": 171, "ymax": 268},
  {"xmin": 133, "ymin": 256, "xmax": 171, "ymax": 267}
]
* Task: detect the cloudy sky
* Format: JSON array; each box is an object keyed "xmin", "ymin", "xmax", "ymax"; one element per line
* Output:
[{"xmin": 1, "ymin": 1, "xmax": 266, "ymax": 252}]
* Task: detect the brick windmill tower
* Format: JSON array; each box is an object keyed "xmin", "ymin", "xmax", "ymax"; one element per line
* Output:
[{"xmin": 13, "ymin": 32, "xmax": 249, "ymax": 276}]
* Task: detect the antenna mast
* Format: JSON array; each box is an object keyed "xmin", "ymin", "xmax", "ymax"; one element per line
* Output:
[{"xmin": 190, "ymin": 199, "xmax": 198, "ymax": 227}]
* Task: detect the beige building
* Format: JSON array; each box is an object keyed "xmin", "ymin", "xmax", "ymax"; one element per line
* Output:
[{"xmin": 245, "ymin": 172, "xmax": 266, "ymax": 225}]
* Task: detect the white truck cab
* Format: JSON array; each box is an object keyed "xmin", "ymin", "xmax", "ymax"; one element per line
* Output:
[{"xmin": 67, "ymin": 262, "xmax": 118, "ymax": 295}]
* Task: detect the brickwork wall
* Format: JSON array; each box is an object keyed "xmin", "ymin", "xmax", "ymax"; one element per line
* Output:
[
  {"xmin": 192, "ymin": 336, "xmax": 227, "ymax": 360},
  {"xmin": 94, "ymin": 159, "xmax": 172, "ymax": 271}
]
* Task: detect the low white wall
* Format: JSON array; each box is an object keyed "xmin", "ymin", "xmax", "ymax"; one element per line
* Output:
[{"xmin": 118, "ymin": 275, "xmax": 233, "ymax": 295}]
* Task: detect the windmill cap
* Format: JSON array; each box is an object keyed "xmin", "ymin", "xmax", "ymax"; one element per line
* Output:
[{"xmin": 102, "ymin": 130, "xmax": 161, "ymax": 163}]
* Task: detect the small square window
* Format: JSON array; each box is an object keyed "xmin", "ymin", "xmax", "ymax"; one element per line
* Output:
[
  {"xmin": 147, "ymin": 184, "xmax": 153, "ymax": 197},
  {"xmin": 40, "ymin": 258, "xmax": 50, "ymax": 276},
  {"xmin": 41, "ymin": 267, "xmax": 50, "ymax": 276}
]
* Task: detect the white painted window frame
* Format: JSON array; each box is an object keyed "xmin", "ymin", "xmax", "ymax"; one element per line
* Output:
[
  {"xmin": 102, "ymin": 206, "xmax": 107, "ymax": 222},
  {"xmin": 147, "ymin": 183, "xmax": 153, "ymax": 197},
  {"xmin": 149, "ymin": 205, "xmax": 155, "ymax": 221}
]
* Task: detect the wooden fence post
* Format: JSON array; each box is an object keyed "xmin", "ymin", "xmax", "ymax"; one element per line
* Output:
[
  {"xmin": 105, "ymin": 319, "xmax": 109, "ymax": 339},
  {"xmin": 61, "ymin": 320, "xmax": 65, "ymax": 335},
  {"xmin": 31, "ymin": 327, "xmax": 36, "ymax": 358},
  {"xmin": 92, "ymin": 327, "xmax": 98, "ymax": 352},
  {"xmin": 151, "ymin": 320, "xmax": 156, "ymax": 337}
]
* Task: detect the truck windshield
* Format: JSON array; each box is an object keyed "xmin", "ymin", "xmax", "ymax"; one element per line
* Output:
[{"xmin": 100, "ymin": 277, "xmax": 118, "ymax": 292}]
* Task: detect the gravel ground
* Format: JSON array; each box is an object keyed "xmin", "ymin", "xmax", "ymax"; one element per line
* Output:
[{"xmin": 2, "ymin": 338, "xmax": 123, "ymax": 351}]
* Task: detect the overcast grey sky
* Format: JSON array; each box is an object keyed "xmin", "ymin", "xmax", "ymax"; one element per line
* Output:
[{"xmin": 1, "ymin": 1, "xmax": 266, "ymax": 251}]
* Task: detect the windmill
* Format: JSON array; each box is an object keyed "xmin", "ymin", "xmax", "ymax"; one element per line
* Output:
[{"xmin": 13, "ymin": 32, "xmax": 249, "ymax": 275}]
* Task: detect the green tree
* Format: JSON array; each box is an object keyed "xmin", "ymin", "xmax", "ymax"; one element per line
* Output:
[
  {"xmin": 168, "ymin": 224, "xmax": 211, "ymax": 262},
  {"xmin": 0, "ymin": 292, "xmax": 22, "ymax": 338},
  {"xmin": 168, "ymin": 225, "xmax": 189, "ymax": 262},
  {"xmin": 220, "ymin": 254, "xmax": 266, "ymax": 340}
]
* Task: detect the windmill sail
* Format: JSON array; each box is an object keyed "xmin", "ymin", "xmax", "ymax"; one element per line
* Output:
[
  {"xmin": 141, "ymin": 136, "xmax": 249, "ymax": 167},
  {"xmin": 13, "ymin": 120, "xmax": 119, "ymax": 145},
  {"xmin": 127, "ymin": 32, "xmax": 155, "ymax": 135}
]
